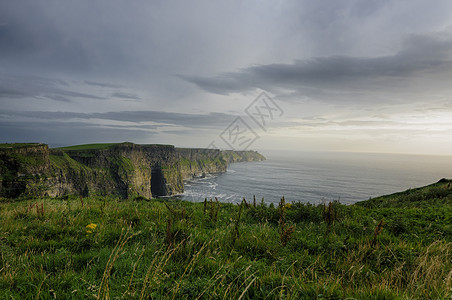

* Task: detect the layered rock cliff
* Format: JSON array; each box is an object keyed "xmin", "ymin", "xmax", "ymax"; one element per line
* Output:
[{"xmin": 0, "ymin": 143, "xmax": 265, "ymax": 199}]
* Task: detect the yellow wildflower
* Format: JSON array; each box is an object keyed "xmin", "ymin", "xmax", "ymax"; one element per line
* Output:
[
  {"xmin": 86, "ymin": 223, "xmax": 97, "ymax": 235},
  {"xmin": 86, "ymin": 223, "xmax": 97, "ymax": 230},
  {"xmin": 284, "ymin": 203, "xmax": 292, "ymax": 209}
]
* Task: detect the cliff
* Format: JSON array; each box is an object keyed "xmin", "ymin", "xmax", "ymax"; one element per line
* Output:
[
  {"xmin": 0, "ymin": 143, "xmax": 265, "ymax": 199},
  {"xmin": 176, "ymin": 148, "xmax": 266, "ymax": 180},
  {"xmin": 221, "ymin": 150, "xmax": 267, "ymax": 163},
  {"xmin": 0, "ymin": 143, "xmax": 51, "ymax": 198},
  {"xmin": 176, "ymin": 148, "xmax": 227, "ymax": 180}
]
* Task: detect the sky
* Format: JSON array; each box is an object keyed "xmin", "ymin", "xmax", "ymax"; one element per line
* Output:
[{"xmin": 1, "ymin": 0, "xmax": 452, "ymax": 155}]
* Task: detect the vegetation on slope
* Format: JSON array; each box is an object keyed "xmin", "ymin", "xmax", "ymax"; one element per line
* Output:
[
  {"xmin": 55, "ymin": 143, "xmax": 121, "ymax": 151},
  {"xmin": 55, "ymin": 143, "xmax": 176, "ymax": 151},
  {"xmin": 356, "ymin": 178, "xmax": 452, "ymax": 208},
  {"xmin": 0, "ymin": 143, "xmax": 45, "ymax": 149},
  {"xmin": 49, "ymin": 152, "xmax": 91, "ymax": 173},
  {"xmin": 0, "ymin": 180, "xmax": 451, "ymax": 299}
]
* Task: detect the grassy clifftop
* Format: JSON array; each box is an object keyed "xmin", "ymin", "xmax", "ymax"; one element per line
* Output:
[
  {"xmin": 356, "ymin": 178, "xmax": 452, "ymax": 208},
  {"xmin": 56, "ymin": 143, "xmax": 120, "ymax": 151},
  {"xmin": 0, "ymin": 180, "xmax": 450, "ymax": 299}
]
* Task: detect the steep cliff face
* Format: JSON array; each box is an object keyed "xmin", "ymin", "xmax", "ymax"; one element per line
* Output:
[
  {"xmin": 48, "ymin": 143, "xmax": 183, "ymax": 198},
  {"xmin": 0, "ymin": 143, "xmax": 265, "ymax": 199}
]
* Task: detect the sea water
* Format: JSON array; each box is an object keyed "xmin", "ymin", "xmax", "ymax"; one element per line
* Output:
[{"xmin": 180, "ymin": 151, "xmax": 452, "ymax": 205}]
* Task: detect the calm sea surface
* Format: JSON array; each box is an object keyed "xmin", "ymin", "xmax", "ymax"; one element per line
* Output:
[{"xmin": 180, "ymin": 151, "xmax": 452, "ymax": 205}]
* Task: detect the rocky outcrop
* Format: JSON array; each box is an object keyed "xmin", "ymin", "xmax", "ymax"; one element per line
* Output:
[
  {"xmin": 175, "ymin": 148, "xmax": 265, "ymax": 180},
  {"xmin": 0, "ymin": 143, "xmax": 265, "ymax": 199},
  {"xmin": 221, "ymin": 150, "xmax": 266, "ymax": 163},
  {"xmin": 176, "ymin": 148, "xmax": 227, "ymax": 180}
]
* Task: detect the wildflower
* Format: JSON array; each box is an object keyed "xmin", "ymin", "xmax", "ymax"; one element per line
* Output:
[
  {"xmin": 86, "ymin": 223, "xmax": 97, "ymax": 230},
  {"xmin": 86, "ymin": 223, "xmax": 97, "ymax": 235},
  {"xmin": 284, "ymin": 203, "xmax": 292, "ymax": 209}
]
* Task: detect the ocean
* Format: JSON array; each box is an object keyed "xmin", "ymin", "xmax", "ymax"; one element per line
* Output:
[{"xmin": 180, "ymin": 151, "xmax": 452, "ymax": 205}]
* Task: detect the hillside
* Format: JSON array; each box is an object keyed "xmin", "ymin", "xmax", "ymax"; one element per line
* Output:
[
  {"xmin": 0, "ymin": 180, "xmax": 450, "ymax": 299},
  {"xmin": 356, "ymin": 178, "xmax": 452, "ymax": 208}
]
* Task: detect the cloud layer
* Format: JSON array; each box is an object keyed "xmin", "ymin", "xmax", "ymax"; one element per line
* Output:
[
  {"xmin": 183, "ymin": 30, "xmax": 452, "ymax": 102},
  {"xmin": 1, "ymin": 1, "xmax": 452, "ymax": 153}
]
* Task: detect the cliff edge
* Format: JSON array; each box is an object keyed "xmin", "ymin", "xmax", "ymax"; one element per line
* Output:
[{"xmin": 0, "ymin": 143, "xmax": 265, "ymax": 199}]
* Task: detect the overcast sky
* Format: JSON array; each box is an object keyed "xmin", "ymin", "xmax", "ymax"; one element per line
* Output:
[{"xmin": 1, "ymin": 0, "xmax": 452, "ymax": 155}]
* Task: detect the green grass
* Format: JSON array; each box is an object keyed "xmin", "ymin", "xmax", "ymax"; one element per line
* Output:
[
  {"xmin": 55, "ymin": 143, "xmax": 176, "ymax": 151},
  {"xmin": 0, "ymin": 143, "xmax": 47, "ymax": 167},
  {"xmin": 55, "ymin": 143, "xmax": 121, "ymax": 151},
  {"xmin": 49, "ymin": 152, "xmax": 91, "ymax": 172},
  {"xmin": 356, "ymin": 178, "xmax": 452, "ymax": 209},
  {"xmin": 0, "ymin": 181, "xmax": 451, "ymax": 299},
  {"xmin": 0, "ymin": 143, "xmax": 44, "ymax": 149}
]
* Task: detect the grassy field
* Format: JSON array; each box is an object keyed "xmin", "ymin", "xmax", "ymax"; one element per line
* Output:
[
  {"xmin": 0, "ymin": 180, "xmax": 451, "ymax": 299},
  {"xmin": 0, "ymin": 143, "xmax": 41, "ymax": 148},
  {"xmin": 55, "ymin": 143, "xmax": 121, "ymax": 151},
  {"xmin": 54, "ymin": 143, "xmax": 175, "ymax": 151}
]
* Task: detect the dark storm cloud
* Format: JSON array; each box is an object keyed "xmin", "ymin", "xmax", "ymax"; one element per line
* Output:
[
  {"xmin": 0, "ymin": 120, "xmax": 154, "ymax": 147},
  {"xmin": 95, "ymin": 111, "xmax": 233, "ymax": 128},
  {"xmin": 0, "ymin": 2, "xmax": 92, "ymax": 73},
  {"xmin": 3, "ymin": 0, "xmax": 452, "ymax": 104},
  {"xmin": 85, "ymin": 81, "xmax": 122, "ymax": 88},
  {"xmin": 44, "ymin": 95, "xmax": 72, "ymax": 103},
  {"xmin": 0, "ymin": 74, "xmax": 105, "ymax": 102},
  {"xmin": 0, "ymin": 88, "xmax": 27, "ymax": 98},
  {"xmin": 183, "ymin": 31, "xmax": 452, "ymax": 99},
  {"xmin": 0, "ymin": 109, "xmax": 238, "ymax": 146},
  {"xmin": 111, "ymin": 92, "xmax": 141, "ymax": 100},
  {"xmin": 0, "ymin": 109, "xmax": 235, "ymax": 129}
]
